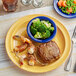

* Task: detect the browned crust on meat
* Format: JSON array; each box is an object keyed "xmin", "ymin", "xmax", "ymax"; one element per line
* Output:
[
  {"xmin": 37, "ymin": 41, "xmax": 61, "ymax": 63},
  {"xmin": 51, "ymin": 41, "xmax": 61, "ymax": 54}
]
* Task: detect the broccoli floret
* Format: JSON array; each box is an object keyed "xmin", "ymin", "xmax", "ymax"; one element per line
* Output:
[
  {"xmin": 42, "ymin": 30, "xmax": 51, "ymax": 39},
  {"xmin": 32, "ymin": 18, "xmax": 40, "ymax": 23},
  {"xmin": 49, "ymin": 27, "xmax": 54, "ymax": 32},
  {"xmin": 37, "ymin": 23, "xmax": 47, "ymax": 32},
  {"xmin": 31, "ymin": 19, "xmax": 53, "ymax": 39},
  {"xmin": 30, "ymin": 26, "xmax": 37, "ymax": 35},
  {"xmin": 46, "ymin": 21, "xmax": 50, "ymax": 23},
  {"xmin": 32, "ymin": 18, "xmax": 41, "ymax": 29},
  {"xmin": 41, "ymin": 21, "xmax": 51, "ymax": 28},
  {"xmin": 34, "ymin": 32, "xmax": 42, "ymax": 38}
]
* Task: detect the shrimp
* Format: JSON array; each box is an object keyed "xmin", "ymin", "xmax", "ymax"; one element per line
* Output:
[
  {"xmin": 13, "ymin": 50, "xmax": 27, "ymax": 66},
  {"xmin": 13, "ymin": 35, "xmax": 21, "ymax": 41},
  {"xmin": 20, "ymin": 36, "xmax": 32, "ymax": 44},
  {"xmin": 27, "ymin": 44, "xmax": 35, "ymax": 54},
  {"xmin": 14, "ymin": 44, "xmax": 28, "ymax": 52},
  {"xmin": 13, "ymin": 35, "xmax": 36, "ymax": 66},
  {"xmin": 28, "ymin": 55, "xmax": 36, "ymax": 66},
  {"xmin": 13, "ymin": 35, "xmax": 32, "ymax": 44},
  {"xmin": 13, "ymin": 35, "xmax": 35, "ymax": 54},
  {"xmin": 19, "ymin": 54, "xmax": 27, "ymax": 66}
]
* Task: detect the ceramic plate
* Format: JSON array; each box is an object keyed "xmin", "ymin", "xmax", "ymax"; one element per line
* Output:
[
  {"xmin": 5, "ymin": 14, "xmax": 71, "ymax": 73},
  {"xmin": 53, "ymin": 0, "xmax": 76, "ymax": 18}
]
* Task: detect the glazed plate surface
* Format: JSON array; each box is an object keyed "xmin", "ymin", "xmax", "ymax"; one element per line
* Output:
[{"xmin": 5, "ymin": 14, "xmax": 71, "ymax": 73}]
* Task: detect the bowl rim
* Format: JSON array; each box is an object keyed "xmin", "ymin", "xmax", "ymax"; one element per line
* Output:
[{"xmin": 27, "ymin": 16, "xmax": 57, "ymax": 43}]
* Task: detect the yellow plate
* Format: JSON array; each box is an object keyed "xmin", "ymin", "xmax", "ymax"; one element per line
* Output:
[{"xmin": 5, "ymin": 14, "xmax": 71, "ymax": 73}]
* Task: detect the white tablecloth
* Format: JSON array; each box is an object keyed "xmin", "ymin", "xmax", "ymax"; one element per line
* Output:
[{"xmin": 0, "ymin": 6, "xmax": 76, "ymax": 76}]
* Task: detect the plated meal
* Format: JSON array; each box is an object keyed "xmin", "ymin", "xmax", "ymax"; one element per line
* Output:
[
  {"xmin": 13, "ymin": 35, "xmax": 61, "ymax": 66},
  {"xmin": 5, "ymin": 14, "xmax": 71, "ymax": 73},
  {"xmin": 57, "ymin": 0, "xmax": 76, "ymax": 14},
  {"xmin": 12, "ymin": 17, "xmax": 60, "ymax": 66}
]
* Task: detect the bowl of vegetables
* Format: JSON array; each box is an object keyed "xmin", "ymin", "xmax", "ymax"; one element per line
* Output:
[
  {"xmin": 54, "ymin": 0, "xmax": 76, "ymax": 18},
  {"xmin": 27, "ymin": 16, "xmax": 57, "ymax": 43}
]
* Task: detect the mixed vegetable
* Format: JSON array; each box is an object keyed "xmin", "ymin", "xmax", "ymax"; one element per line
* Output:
[
  {"xmin": 57, "ymin": 0, "xmax": 76, "ymax": 14},
  {"xmin": 30, "ymin": 18, "xmax": 54, "ymax": 39}
]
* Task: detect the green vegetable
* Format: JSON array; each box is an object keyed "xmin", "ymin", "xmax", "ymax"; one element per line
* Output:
[
  {"xmin": 46, "ymin": 21, "xmax": 50, "ymax": 23},
  {"xmin": 65, "ymin": 11, "xmax": 70, "ymax": 14},
  {"xmin": 49, "ymin": 27, "xmax": 54, "ymax": 32},
  {"xmin": 41, "ymin": 21, "xmax": 51, "ymax": 28},
  {"xmin": 30, "ymin": 26, "xmax": 37, "ymax": 35},
  {"xmin": 34, "ymin": 32, "xmax": 42, "ymax": 38},
  {"xmin": 32, "ymin": 18, "xmax": 41, "ymax": 29},
  {"xmin": 42, "ymin": 30, "xmax": 51, "ymax": 39},
  {"xmin": 32, "ymin": 18, "xmax": 40, "ymax": 23},
  {"xmin": 59, "ymin": 6, "xmax": 61, "ymax": 9},
  {"xmin": 37, "ymin": 23, "xmax": 47, "ymax": 32},
  {"xmin": 30, "ymin": 18, "xmax": 54, "ymax": 39},
  {"xmin": 58, "ymin": 0, "xmax": 76, "ymax": 14}
]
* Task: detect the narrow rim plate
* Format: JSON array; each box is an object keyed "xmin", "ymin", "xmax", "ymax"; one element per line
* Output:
[{"xmin": 5, "ymin": 14, "xmax": 71, "ymax": 73}]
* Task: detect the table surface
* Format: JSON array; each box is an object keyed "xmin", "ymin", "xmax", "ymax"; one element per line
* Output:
[
  {"xmin": 0, "ymin": 0, "xmax": 52, "ymax": 16},
  {"xmin": 0, "ymin": 0, "xmax": 76, "ymax": 76}
]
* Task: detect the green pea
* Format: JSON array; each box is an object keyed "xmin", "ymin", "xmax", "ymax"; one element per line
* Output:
[
  {"xmin": 59, "ymin": 6, "xmax": 61, "ymax": 9},
  {"xmin": 65, "ymin": 11, "xmax": 70, "ymax": 14}
]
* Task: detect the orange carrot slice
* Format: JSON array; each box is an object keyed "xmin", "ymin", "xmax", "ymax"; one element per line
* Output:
[
  {"xmin": 62, "ymin": 1, "xmax": 67, "ymax": 7},
  {"xmin": 57, "ymin": 1, "xmax": 63, "ymax": 7},
  {"xmin": 74, "ymin": 0, "xmax": 76, "ymax": 4},
  {"xmin": 67, "ymin": 7, "xmax": 73, "ymax": 13}
]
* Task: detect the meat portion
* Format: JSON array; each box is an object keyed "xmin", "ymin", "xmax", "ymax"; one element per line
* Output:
[{"xmin": 37, "ymin": 41, "xmax": 60, "ymax": 62}]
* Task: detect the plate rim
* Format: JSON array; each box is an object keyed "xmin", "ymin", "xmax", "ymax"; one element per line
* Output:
[{"xmin": 5, "ymin": 14, "xmax": 71, "ymax": 73}]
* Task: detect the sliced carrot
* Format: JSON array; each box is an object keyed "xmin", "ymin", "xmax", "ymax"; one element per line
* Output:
[
  {"xmin": 62, "ymin": 1, "xmax": 67, "ymax": 7},
  {"xmin": 74, "ymin": 0, "xmax": 76, "ymax": 4},
  {"xmin": 67, "ymin": 7, "xmax": 73, "ymax": 13},
  {"xmin": 57, "ymin": 1, "xmax": 63, "ymax": 7}
]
